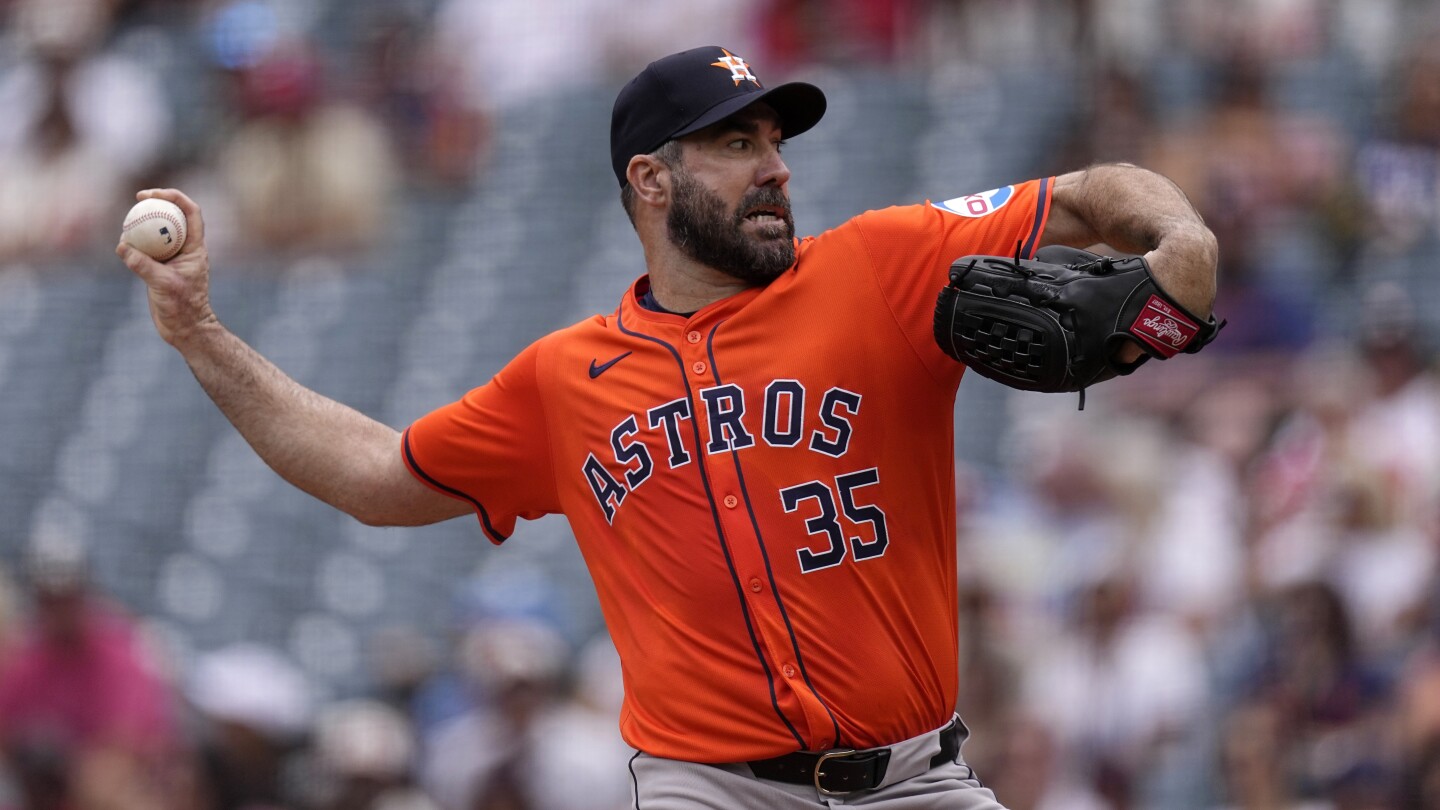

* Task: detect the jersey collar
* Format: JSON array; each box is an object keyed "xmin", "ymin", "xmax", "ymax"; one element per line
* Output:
[{"xmin": 620, "ymin": 274, "xmax": 768, "ymax": 332}]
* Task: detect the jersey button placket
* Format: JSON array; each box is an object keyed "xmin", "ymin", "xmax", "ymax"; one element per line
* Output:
[{"xmin": 687, "ymin": 322, "xmax": 817, "ymax": 740}]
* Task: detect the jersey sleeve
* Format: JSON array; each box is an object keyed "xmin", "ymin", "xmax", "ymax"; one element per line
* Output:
[
  {"xmin": 401, "ymin": 340, "xmax": 560, "ymax": 544},
  {"xmin": 854, "ymin": 177, "xmax": 1052, "ymax": 381}
]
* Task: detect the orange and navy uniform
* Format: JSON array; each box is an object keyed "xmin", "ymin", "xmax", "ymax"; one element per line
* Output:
[{"xmin": 402, "ymin": 178, "xmax": 1053, "ymax": 763}]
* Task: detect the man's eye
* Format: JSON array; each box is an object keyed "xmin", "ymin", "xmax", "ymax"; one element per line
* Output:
[{"xmin": 728, "ymin": 139, "xmax": 750, "ymax": 151}]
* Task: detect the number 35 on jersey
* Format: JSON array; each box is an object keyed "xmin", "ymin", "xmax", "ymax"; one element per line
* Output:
[{"xmin": 581, "ymin": 379, "xmax": 890, "ymax": 574}]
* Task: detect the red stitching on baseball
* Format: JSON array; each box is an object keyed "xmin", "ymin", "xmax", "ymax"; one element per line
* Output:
[{"xmin": 124, "ymin": 211, "xmax": 185, "ymax": 258}]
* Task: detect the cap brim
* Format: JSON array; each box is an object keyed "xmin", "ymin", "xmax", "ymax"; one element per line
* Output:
[{"xmin": 671, "ymin": 81, "xmax": 827, "ymax": 143}]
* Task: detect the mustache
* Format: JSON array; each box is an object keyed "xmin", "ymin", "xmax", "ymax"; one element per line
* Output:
[{"xmin": 735, "ymin": 188, "xmax": 793, "ymax": 225}]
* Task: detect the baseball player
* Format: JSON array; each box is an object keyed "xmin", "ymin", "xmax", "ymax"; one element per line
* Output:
[{"xmin": 118, "ymin": 46, "xmax": 1217, "ymax": 808}]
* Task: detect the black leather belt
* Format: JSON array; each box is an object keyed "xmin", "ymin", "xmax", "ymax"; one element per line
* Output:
[{"xmin": 747, "ymin": 719, "xmax": 963, "ymax": 795}]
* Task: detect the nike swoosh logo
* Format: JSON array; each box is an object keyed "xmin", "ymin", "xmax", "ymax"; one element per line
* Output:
[{"xmin": 588, "ymin": 352, "xmax": 632, "ymax": 379}]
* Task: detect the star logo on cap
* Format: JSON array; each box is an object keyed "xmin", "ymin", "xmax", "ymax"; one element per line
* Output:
[{"xmin": 711, "ymin": 48, "xmax": 760, "ymax": 87}]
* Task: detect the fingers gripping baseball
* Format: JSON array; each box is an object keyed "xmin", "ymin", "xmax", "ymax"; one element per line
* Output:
[{"xmin": 116, "ymin": 189, "xmax": 217, "ymax": 345}]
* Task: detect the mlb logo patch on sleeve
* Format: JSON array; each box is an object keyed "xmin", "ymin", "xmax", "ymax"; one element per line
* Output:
[{"xmin": 933, "ymin": 186, "xmax": 1014, "ymax": 218}]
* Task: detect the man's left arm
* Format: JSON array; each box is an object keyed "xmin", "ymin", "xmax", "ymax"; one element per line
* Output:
[{"xmin": 1042, "ymin": 163, "xmax": 1218, "ymax": 319}]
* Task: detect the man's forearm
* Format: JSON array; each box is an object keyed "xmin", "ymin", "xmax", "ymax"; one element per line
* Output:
[
  {"xmin": 1048, "ymin": 163, "xmax": 1218, "ymax": 317},
  {"xmin": 174, "ymin": 321, "xmax": 407, "ymax": 524},
  {"xmin": 118, "ymin": 189, "xmax": 463, "ymax": 527}
]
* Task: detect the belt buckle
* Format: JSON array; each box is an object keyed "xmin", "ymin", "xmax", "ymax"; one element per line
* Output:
[{"xmin": 813, "ymin": 748, "xmax": 858, "ymax": 796}]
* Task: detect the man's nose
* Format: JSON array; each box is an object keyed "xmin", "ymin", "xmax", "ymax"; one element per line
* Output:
[{"xmin": 757, "ymin": 150, "xmax": 791, "ymax": 188}]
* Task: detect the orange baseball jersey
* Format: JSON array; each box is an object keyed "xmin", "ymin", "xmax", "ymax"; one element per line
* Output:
[{"xmin": 403, "ymin": 177, "xmax": 1053, "ymax": 763}]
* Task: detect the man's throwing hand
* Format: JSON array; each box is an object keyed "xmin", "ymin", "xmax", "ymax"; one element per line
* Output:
[{"xmin": 116, "ymin": 189, "xmax": 217, "ymax": 346}]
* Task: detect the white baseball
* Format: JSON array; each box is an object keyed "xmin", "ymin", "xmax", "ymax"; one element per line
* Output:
[{"xmin": 121, "ymin": 198, "xmax": 187, "ymax": 261}]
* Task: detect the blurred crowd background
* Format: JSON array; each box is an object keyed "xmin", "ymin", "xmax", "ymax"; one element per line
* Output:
[{"xmin": 2, "ymin": 0, "xmax": 1440, "ymax": 808}]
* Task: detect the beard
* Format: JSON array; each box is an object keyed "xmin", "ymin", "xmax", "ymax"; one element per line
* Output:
[{"xmin": 666, "ymin": 168, "xmax": 796, "ymax": 284}]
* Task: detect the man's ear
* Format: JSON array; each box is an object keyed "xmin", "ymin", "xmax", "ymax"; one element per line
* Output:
[{"xmin": 627, "ymin": 155, "xmax": 670, "ymax": 208}]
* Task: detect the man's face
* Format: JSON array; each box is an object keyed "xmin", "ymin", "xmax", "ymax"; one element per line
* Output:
[{"xmin": 664, "ymin": 106, "xmax": 795, "ymax": 283}]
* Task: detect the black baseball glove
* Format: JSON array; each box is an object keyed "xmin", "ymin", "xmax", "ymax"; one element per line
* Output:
[{"xmin": 933, "ymin": 245, "xmax": 1221, "ymax": 404}]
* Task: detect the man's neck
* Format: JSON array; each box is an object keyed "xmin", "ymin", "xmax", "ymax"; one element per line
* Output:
[{"xmin": 643, "ymin": 247, "xmax": 754, "ymax": 314}]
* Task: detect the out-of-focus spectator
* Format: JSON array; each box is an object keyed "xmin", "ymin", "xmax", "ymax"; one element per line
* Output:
[
  {"xmin": 1403, "ymin": 740, "xmax": 1440, "ymax": 810},
  {"xmin": 1399, "ymin": 615, "xmax": 1440, "ymax": 752},
  {"xmin": 753, "ymin": 0, "xmax": 921, "ymax": 70},
  {"xmin": 429, "ymin": 0, "xmax": 753, "ymax": 112},
  {"xmin": 1146, "ymin": 58, "xmax": 1349, "ymax": 352},
  {"xmin": 1246, "ymin": 346, "xmax": 1367, "ymax": 590},
  {"xmin": 186, "ymin": 642, "xmax": 313, "ymax": 810},
  {"xmin": 419, "ymin": 619, "xmax": 629, "ymax": 810},
  {"xmin": 1252, "ymin": 582, "xmax": 1392, "ymax": 803},
  {"xmin": 602, "ymin": 0, "xmax": 757, "ymax": 77},
  {"xmin": 1210, "ymin": 700, "xmax": 1334, "ymax": 810},
  {"xmin": 969, "ymin": 413, "xmax": 1133, "ymax": 613},
  {"xmin": 425, "ymin": 0, "xmax": 758, "ymax": 183},
  {"xmin": 209, "ymin": 21, "xmax": 398, "ymax": 256},
  {"xmin": 352, "ymin": 7, "xmax": 489, "ymax": 190},
  {"xmin": 429, "ymin": 0, "xmax": 605, "ymax": 113},
  {"xmin": 521, "ymin": 633, "xmax": 630, "ymax": 810},
  {"xmin": 1023, "ymin": 576, "xmax": 1208, "ymax": 808},
  {"xmin": 1345, "ymin": 283, "xmax": 1440, "ymax": 533},
  {"xmin": 0, "ymin": 0, "xmax": 172, "ymax": 261},
  {"xmin": 1246, "ymin": 290, "xmax": 1439, "ymax": 643},
  {"xmin": 1321, "ymin": 460, "xmax": 1435, "ymax": 660},
  {"xmin": 419, "ymin": 618, "xmax": 568, "ymax": 810},
  {"xmin": 1168, "ymin": 0, "xmax": 1399, "ymax": 72},
  {"xmin": 365, "ymin": 625, "xmax": 442, "ymax": 720},
  {"xmin": 1399, "ymin": 604, "xmax": 1440, "ymax": 809},
  {"xmin": 983, "ymin": 715, "xmax": 1108, "ymax": 810},
  {"xmin": 311, "ymin": 699, "xmax": 435, "ymax": 810},
  {"xmin": 1353, "ymin": 45, "xmax": 1440, "ymax": 255},
  {"xmin": 951, "ymin": 580, "xmax": 1021, "ymax": 781},
  {"xmin": 0, "ymin": 535, "xmax": 179, "ymax": 810},
  {"xmin": 1061, "ymin": 63, "xmax": 1156, "ymax": 168},
  {"xmin": 919, "ymin": 0, "xmax": 1080, "ymax": 70},
  {"xmin": 1140, "ymin": 377, "xmax": 1273, "ymax": 630}
]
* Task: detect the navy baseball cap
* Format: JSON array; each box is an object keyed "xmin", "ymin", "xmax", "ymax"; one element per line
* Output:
[{"xmin": 610, "ymin": 46, "xmax": 827, "ymax": 187}]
